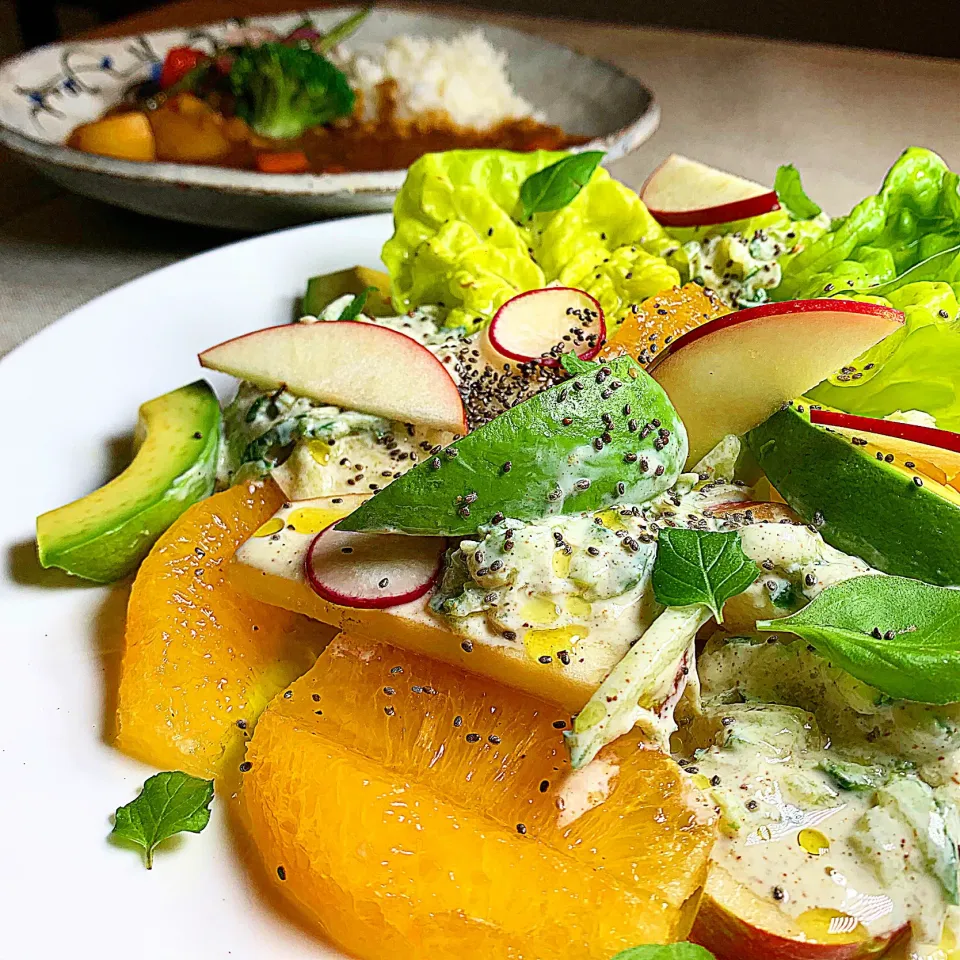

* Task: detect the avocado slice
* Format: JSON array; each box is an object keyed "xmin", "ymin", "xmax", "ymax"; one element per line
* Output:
[
  {"xmin": 36, "ymin": 380, "xmax": 221, "ymax": 583},
  {"xmin": 746, "ymin": 403, "xmax": 960, "ymax": 585},
  {"xmin": 338, "ymin": 356, "xmax": 686, "ymax": 536},
  {"xmin": 302, "ymin": 266, "xmax": 393, "ymax": 318}
]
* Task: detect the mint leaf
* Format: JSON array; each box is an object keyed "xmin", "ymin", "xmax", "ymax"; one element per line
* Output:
[
  {"xmin": 774, "ymin": 163, "xmax": 822, "ymax": 220},
  {"xmin": 652, "ymin": 528, "xmax": 759, "ymax": 622},
  {"xmin": 111, "ymin": 771, "xmax": 214, "ymax": 868},
  {"xmin": 338, "ymin": 286, "xmax": 375, "ymax": 321},
  {"xmin": 611, "ymin": 944, "xmax": 716, "ymax": 959},
  {"xmin": 759, "ymin": 575, "xmax": 960, "ymax": 704},
  {"xmin": 559, "ymin": 352, "xmax": 598, "ymax": 376},
  {"xmin": 519, "ymin": 151, "xmax": 605, "ymax": 220}
]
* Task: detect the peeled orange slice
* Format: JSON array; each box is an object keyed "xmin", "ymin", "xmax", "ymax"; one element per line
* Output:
[
  {"xmin": 115, "ymin": 479, "xmax": 327, "ymax": 779},
  {"xmin": 598, "ymin": 283, "xmax": 729, "ymax": 366},
  {"xmin": 237, "ymin": 634, "xmax": 717, "ymax": 960}
]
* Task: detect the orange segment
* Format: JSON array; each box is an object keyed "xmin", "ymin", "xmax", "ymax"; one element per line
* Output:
[
  {"xmin": 598, "ymin": 283, "xmax": 729, "ymax": 366},
  {"xmin": 115, "ymin": 479, "xmax": 328, "ymax": 779},
  {"xmin": 237, "ymin": 635, "xmax": 717, "ymax": 960}
]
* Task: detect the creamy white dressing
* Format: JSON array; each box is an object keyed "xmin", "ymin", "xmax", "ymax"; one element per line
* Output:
[
  {"xmin": 432, "ymin": 475, "xmax": 756, "ymax": 671},
  {"xmin": 686, "ymin": 631, "xmax": 960, "ymax": 948},
  {"xmin": 556, "ymin": 755, "xmax": 620, "ymax": 828}
]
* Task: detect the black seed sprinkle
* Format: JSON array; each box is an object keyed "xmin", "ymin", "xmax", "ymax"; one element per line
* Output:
[
  {"xmin": 587, "ymin": 546, "xmax": 600, "ymax": 556},
  {"xmin": 488, "ymin": 735, "xmax": 501, "ymax": 745},
  {"xmin": 239, "ymin": 761, "xmax": 252, "ymax": 773},
  {"xmin": 772, "ymin": 886, "xmax": 785, "ymax": 901},
  {"xmin": 236, "ymin": 719, "xmax": 248, "ymax": 730},
  {"xmin": 379, "ymin": 578, "xmax": 390, "ymax": 588},
  {"xmin": 466, "ymin": 733, "xmax": 481, "ymax": 743},
  {"xmin": 312, "ymin": 693, "xmax": 321, "ymax": 702},
  {"xmin": 558, "ymin": 649, "xmax": 571, "ymax": 665},
  {"xmin": 430, "ymin": 458, "xmax": 442, "ymax": 470},
  {"xmin": 502, "ymin": 630, "xmax": 517, "ymax": 641},
  {"xmin": 539, "ymin": 780, "xmax": 550, "ymax": 792},
  {"xmin": 502, "ymin": 461, "xmax": 513, "ymax": 473},
  {"xmin": 616, "ymin": 481, "xmax": 626, "ymax": 496},
  {"xmin": 516, "ymin": 823, "xmax": 527, "ymax": 835},
  {"xmin": 461, "ymin": 640, "xmax": 474, "ymax": 652},
  {"xmin": 454, "ymin": 715, "xmax": 463, "ymax": 727},
  {"xmin": 277, "ymin": 866, "xmax": 287, "ymax": 881},
  {"xmin": 552, "ymin": 720, "xmax": 567, "ymax": 729},
  {"xmin": 914, "ymin": 476, "xmax": 924, "ymax": 487},
  {"xmin": 538, "ymin": 655, "xmax": 553, "ymax": 664}
]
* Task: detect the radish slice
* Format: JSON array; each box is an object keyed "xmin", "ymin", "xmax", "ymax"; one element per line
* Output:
[
  {"xmin": 641, "ymin": 154, "xmax": 780, "ymax": 228},
  {"xmin": 305, "ymin": 522, "xmax": 446, "ymax": 609},
  {"xmin": 484, "ymin": 287, "xmax": 605, "ymax": 368}
]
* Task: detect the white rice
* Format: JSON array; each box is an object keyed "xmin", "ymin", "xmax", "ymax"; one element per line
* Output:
[{"xmin": 333, "ymin": 30, "xmax": 543, "ymax": 128}]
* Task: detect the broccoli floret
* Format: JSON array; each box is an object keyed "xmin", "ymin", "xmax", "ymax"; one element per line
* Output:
[{"xmin": 229, "ymin": 43, "xmax": 354, "ymax": 140}]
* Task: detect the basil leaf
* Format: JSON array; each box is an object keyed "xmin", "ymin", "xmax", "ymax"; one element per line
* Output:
[
  {"xmin": 652, "ymin": 527, "xmax": 759, "ymax": 622},
  {"xmin": 519, "ymin": 151, "xmax": 605, "ymax": 220},
  {"xmin": 111, "ymin": 771, "xmax": 214, "ymax": 868},
  {"xmin": 774, "ymin": 163, "xmax": 822, "ymax": 220},
  {"xmin": 611, "ymin": 945, "xmax": 716, "ymax": 960},
  {"xmin": 338, "ymin": 286, "xmax": 375, "ymax": 321},
  {"xmin": 758, "ymin": 575, "xmax": 960, "ymax": 704}
]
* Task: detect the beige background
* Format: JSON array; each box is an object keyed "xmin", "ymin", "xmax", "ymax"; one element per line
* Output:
[{"xmin": 2, "ymin": 4, "xmax": 960, "ymax": 357}]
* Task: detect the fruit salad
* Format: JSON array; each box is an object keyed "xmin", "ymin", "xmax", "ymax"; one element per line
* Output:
[{"xmin": 36, "ymin": 146, "xmax": 960, "ymax": 960}]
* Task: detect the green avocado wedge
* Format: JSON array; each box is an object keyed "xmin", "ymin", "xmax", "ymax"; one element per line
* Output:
[
  {"xmin": 746, "ymin": 403, "xmax": 960, "ymax": 585},
  {"xmin": 338, "ymin": 356, "xmax": 686, "ymax": 536},
  {"xmin": 302, "ymin": 266, "xmax": 393, "ymax": 318},
  {"xmin": 36, "ymin": 380, "xmax": 221, "ymax": 583}
]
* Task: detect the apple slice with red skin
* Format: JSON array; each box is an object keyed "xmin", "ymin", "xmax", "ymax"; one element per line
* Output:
[
  {"xmin": 692, "ymin": 866, "xmax": 906, "ymax": 960},
  {"xmin": 199, "ymin": 321, "xmax": 467, "ymax": 435},
  {"xmin": 646, "ymin": 300, "xmax": 904, "ymax": 466},
  {"xmin": 810, "ymin": 407, "xmax": 960, "ymax": 487},
  {"xmin": 641, "ymin": 154, "xmax": 781, "ymax": 227},
  {"xmin": 482, "ymin": 287, "xmax": 606, "ymax": 369},
  {"xmin": 305, "ymin": 521, "xmax": 446, "ymax": 609}
]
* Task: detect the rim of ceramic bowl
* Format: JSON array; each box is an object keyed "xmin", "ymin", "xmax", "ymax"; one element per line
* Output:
[{"xmin": 0, "ymin": 9, "xmax": 660, "ymax": 198}]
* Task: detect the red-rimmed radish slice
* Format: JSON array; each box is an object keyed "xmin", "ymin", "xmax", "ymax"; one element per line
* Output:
[
  {"xmin": 647, "ymin": 299, "xmax": 904, "ymax": 465},
  {"xmin": 199, "ymin": 320, "xmax": 467, "ymax": 435},
  {"xmin": 304, "ymin": 522, "xmax": 446, "ymax": 609},
  {"xmin": 483, "ymin": 287, "xmax": 605, "ymax": 369},
  {"xmin": 641, "ymin": 155, "xmax": 780, "ymax": 228}
]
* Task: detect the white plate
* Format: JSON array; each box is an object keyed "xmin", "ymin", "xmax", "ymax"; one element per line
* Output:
[
  {"xmin": 0, "ymin": 215, "xmax": 395, "ymax": 958},
  {"xmin": 0, "ymin": 7, "xmax": 659, "ymax": 230}
]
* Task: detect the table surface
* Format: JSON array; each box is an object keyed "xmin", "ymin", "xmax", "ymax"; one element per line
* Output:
[{"xmin": 3, "ymin": 0, "xmax": 960, "ymax": 358}]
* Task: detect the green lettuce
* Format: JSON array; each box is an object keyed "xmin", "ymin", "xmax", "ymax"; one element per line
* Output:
[
  {"xmin": 382, "ymin": 150, "xmax": 680, "ymax": 334},
  {"xmin": 776, "ymin": 147, "xmax": 960, "ymax": 301},
  {"xmin": 810, "ymin": 281, "xmax": 960, "ymax": 429},
  {"xmin": 775, "ymin": 148, "xmax": 960, "ymax": 426}
]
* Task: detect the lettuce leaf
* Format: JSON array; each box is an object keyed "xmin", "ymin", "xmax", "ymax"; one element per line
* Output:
[
  {"xmin": 382, "ymin": 149, "xmax": 680, "ymax": 334},
  {"xmin": 775, "ymin": 147, "xmax": 960, "ymax": 301},
  {"xmin": 809, "ymin": 281, "xmax": 960, "ymax": 429},
  {"xmin": 775, "ymin": 148, "xmax": 960, "ymax": 427}
]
